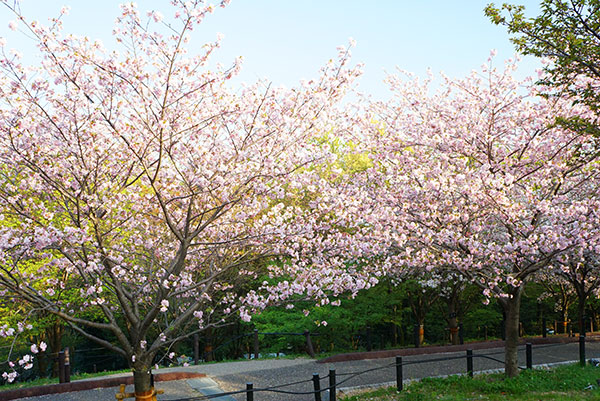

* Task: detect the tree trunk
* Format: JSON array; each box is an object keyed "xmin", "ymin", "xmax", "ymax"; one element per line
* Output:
[
  {"xmin": 392, "ymin": 305, "xmax": 398, "ymax": 346},
  {"xmin": 49, "ymin": 323, "xmax": 63, "ymax": 378},
  {"xmin": 559, "ymin": 309, "xmax": 566, "ymax": 333},
  {"xmin": 37, "ymin": 349, "xmax": 48, "ymax": 378},
  {"xmin": 132, "ymin": 368, "xmax": 152, "ymax": 399},
  {"xmin": 447, "ymin": 297, "xmax": 459, "ymax": 345},
  {"xmin": 205, "ymin": 327, "xmax": 214, "ymax": 362},
  {"xmin": 502, "ymin": 288, "xmax": 523, "ymax": 378},
  {"xmin": 577, "ymin": 293, "xmax": 586, "ymax": 336},
  {"xmin": 130, "ymin": 352, "xmax": 156, "ymax": 400},
  {"xmin": 560, "ymin": 296, "xmax": 569, "ymax": 334}
]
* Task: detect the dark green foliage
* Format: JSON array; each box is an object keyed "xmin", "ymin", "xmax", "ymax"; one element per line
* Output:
[
  {"xmin": 252, "ymin": 282, "xmax": 403, "ymax": 353},
  {"xmin": 486, "ymin": 1, "xmax": 600, "ymax": 117},
  {"xmin": 463, "ymin": 307, "xmax": 503, "ymax": 338}
]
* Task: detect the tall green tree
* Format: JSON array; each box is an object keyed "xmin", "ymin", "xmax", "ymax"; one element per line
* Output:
[{"xmin": 486, "ymin": 1, "xmax": 600, "ymax": 135}]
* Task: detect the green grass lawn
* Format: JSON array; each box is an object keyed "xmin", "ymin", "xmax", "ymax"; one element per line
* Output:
[
  {"xmin": 0, "ymin": 368, "xmax": 132, "ymax": 391},
  {"xmin": 341, "ymin": 364, "xmax": 600, "ymax": 400}
]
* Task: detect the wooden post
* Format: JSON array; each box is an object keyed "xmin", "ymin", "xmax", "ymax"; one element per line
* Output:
[
  {"xmin": 526, "ymin": 343, "xmax": 532, "ymax": 369},
  {"xmin": 58, "ymin": 350, "xmax": 65, "ymax": 383}
]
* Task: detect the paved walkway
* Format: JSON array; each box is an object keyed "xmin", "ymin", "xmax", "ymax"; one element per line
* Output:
[{"xmin": 14, "ymin": 339, "xmax": 600, "ymax": 401}]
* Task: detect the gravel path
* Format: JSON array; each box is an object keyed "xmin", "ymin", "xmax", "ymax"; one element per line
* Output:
[{"xmin": 14, "ymin": 341, "xmax": 600, "ymax": 401}]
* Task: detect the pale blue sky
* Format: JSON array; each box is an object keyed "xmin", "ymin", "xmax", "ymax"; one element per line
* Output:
[{"xmin": 0, "ymin": 1, "xmax": 542, "ymax": 98}]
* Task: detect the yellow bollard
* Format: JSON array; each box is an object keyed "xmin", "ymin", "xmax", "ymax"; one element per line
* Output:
[
  {"xmin": 115, "ymin": 384, "xmax": 135, "ymax": 400},
  {"xmin": 115, "ymin": 384, "xmax": 164, "ymax": 401}
]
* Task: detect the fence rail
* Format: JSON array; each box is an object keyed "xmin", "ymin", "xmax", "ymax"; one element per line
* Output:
[
  {"xmin": 199, "ymin": 329, "xmax": 320, "ymax": 362},
  {"xmin": 167, "ymin": 336, "xmax": 582, "ymax": 401}
]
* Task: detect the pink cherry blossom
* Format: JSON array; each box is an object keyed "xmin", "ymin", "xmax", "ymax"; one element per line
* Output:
[{"xmin": 0, "ymin": 0, "xmax": 371, "ymax": 392}]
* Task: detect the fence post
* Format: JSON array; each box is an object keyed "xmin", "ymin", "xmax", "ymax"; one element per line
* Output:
[
  {"xmin": 64, "ymin": 347, "xmax": 70, "ymax": 383},
  {"xmin": 58, "ymin": 350, "xmax": 65, "ymax": 383},
  {"xmin": 396, "ymin": 356, "xmax": 403, "ymax": 392},
  {"xmin": 526, "ymin": 343, "xmax": 532, "ymax": 369},
  {"xmin": 328, "ymin": 369, "xmax": 336, "ymax": 401},
  {"xmin": 246, "ymin": 382, "xmax": 254, "ymax": 401},
  {"xmin": 366, "ymin": 326, "xmax": 372, "ymax": 352},
  {"xmin": 542, "ymin": 318, "xmax": 547, "ymax": 338},
  {"xmin": 312, "ymin": 373, "xmax": 322, "ymax": 401},
  {"xmin": 193, "ymin": 334, "xmax": 199, "ymax": 365},
  {"xmin": 305, "ymin": 330, "xmax": 316, "ymax": 358},
  {"xmin": 579, "ymin": 335, "xmax": 586, "ymax": 366},
  {"xmin": 253, "ymin": 329, "xmax": 259, "ymax": 360},
  {"xmin": 466, "ymin": 349, "xmax": 473, "ymax": 377},
  {"xmin": 459, "ymin": 323, "xmax": 464, "ymax": 345}
]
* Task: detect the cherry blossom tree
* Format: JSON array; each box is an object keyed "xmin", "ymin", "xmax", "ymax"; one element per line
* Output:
[
  {"xmin": 0, "ymin": 1, "xmax": 382, "ymax": 395},
  {"xmin": 434, "ymin": 271, "xmax": 478, "ymax": 345},
  {"xmin": 366, "ymin": 57, "xmax": 600, "ymax": 376},
  {"xmin": 553, "ymin": 250, "xmax": 600, "ymax": 334},
  {"xmin": 537, "ymin": 270, "xmax": 576, "ymax": 334}
]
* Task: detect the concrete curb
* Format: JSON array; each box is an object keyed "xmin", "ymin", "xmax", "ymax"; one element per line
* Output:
[
  {"xmin": 0, "ymin": 371, "xmax": 206, "ymax": 401},
  {"xmin": 318, "ymin": 335, "xmax": 600, "ymax": 363}
]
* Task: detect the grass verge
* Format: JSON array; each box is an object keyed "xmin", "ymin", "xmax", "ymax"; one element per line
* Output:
[
  {"xmin": 341, "ymin": 364, "xmax": 600, "ymax": 400},
  {"xmin": 0, "ymin": 369, "xmax": 132, "ymax": 391}
]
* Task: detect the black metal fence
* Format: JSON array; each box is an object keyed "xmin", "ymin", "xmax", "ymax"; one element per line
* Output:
[
  {"xmin": 197, "ymin": 329, "xmax": 319, "ymax": 363},
  {"xmin": 167, "ymin": 335, "xmax": 588, "ymax": 401}
]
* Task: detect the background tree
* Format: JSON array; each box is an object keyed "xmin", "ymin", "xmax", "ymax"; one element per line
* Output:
[
  {"xmin": 554, "ymin": 251, "xmax": 600, "ymax": 334},
  {"xmin": 433, "ymin": 271, "xmax": 480, "ymax": 345},
  {"xmin": 537, "ymin": 271, "xmax": 576, "ymax": 333},
  {"xmin": 486, "ymin": 0, "xmax": 600, "ymax": 137}
]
